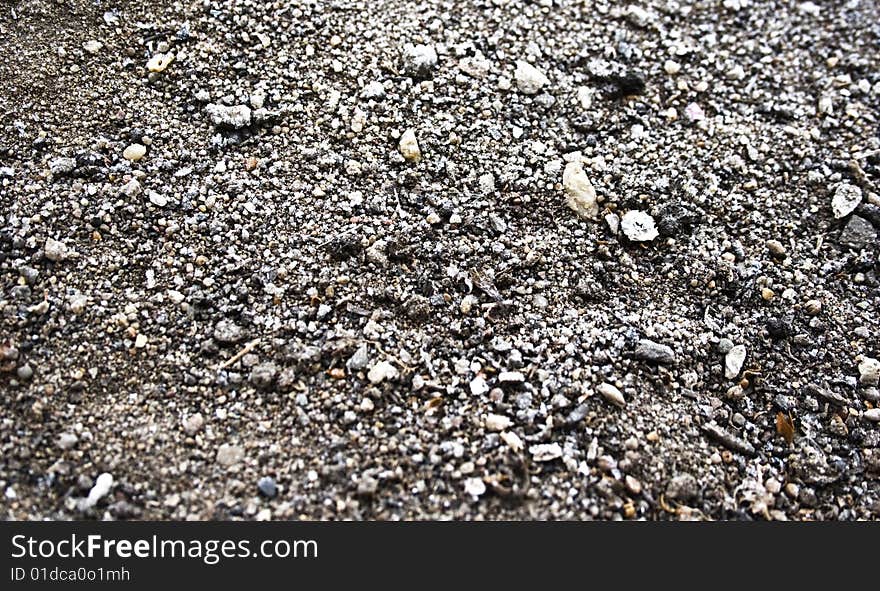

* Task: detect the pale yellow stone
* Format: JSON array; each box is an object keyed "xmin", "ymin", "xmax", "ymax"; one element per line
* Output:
[
  {"xmin": 563, "ymin": 161, "xmax": 598, "ymax": 220},
  {"xmin": 398, "ymin": 128, "xmax": 421, "ymax": 162},
  {"xmin": 146, "ymin": 53, "xmax": 174, "ymax": 73},
  {"xmin": 123, "ymin": 143, "xmax": 147, "ymax": 162}
]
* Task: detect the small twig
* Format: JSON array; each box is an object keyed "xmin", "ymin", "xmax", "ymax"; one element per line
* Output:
[{"xmin": 214, "ymin": 338, "xmax": 261, "ymax": 371}]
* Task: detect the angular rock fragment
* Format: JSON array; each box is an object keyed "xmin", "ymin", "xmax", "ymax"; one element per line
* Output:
[
  {"xmin": 563, "ymin": 161, "xmax": 598, "ymax": 219},
  {"xmin": 621, "ymin": 211, "xmax": 659, "ymax": 241},
  {"xmin": 205, "ymin": 103, "xmax": 252, "ymax": 128},
  {"xmin": 633, "ymin": 339, "xmax": 676, "ymax": 365},
  {"xmin": 514, "ymin": 60, "xmax": 549, "ymax": 95},
  {"xmin": 831, "ymin": 183, "xmax": 862, "ymax": 219}
]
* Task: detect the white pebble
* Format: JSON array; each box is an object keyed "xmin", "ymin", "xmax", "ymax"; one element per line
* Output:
[
  {"xmin": 464, "ymin": 477, "xmax": 486, "ymax": 497},
  {"xmin": 831, "ymin": 183, "xmax": 862, "ymax": 219},
  {"xmin": 44, "ymin": 237, "xmax": 68, "ymax": 262},
  {"xmin": 863, "ymin": 408, "xmax": 880, "ymax": 423},
  {"xmin": 57, "ymin": 433, "xmax": 78, "ymax": 450},
  {"xmin": 484, "ymin": 413, "xmax": 512, "ymax": 431},
  {"xmin": 182, "ymin": 413, "xmax": 204, "ymax": 435},
  {"xmin": 398, "ymin": 128, "xmax": 422, "ymax": 162},
  {"xmin": 725, "ymin": 345, "xmax": 747, "ymax": 379},
  {"xmin": 664, "ymin": 60, "xmax": 681, "ymax": 75},
  {"xmin": 123, "ymin": 143, "xmax": 146, "ymax": 162},
  {"xmin": 146, "ymin": 53, "xmax": 174, "ymax": 73},
  {"xmin": 529, "ymin": 442, "xmax": 563, "ymax": 462},
  {"xmin": 620, "ymin": 210, "xmax": 659, "ymax": 241},
  {"xmin": 470, "ymin": 375, "xmax": 489, "ymax": 395},
  {"xmin": 367, "ymin": 360, "xmax": 399, "ymax": 384},
  {"xmin": 83, "ymin": 40, "xmax": 103, "ymax": 54},
  {"xmin": 498, "ymin": 370, "xmax": 525, "ymax": 383},
  {"xmin": 858, "ymin": 357, "xmax": 880, "ymax": 386},
  {"xmin": 121, "ymin": 178, "xmax": 141, "ymax": 197},
  {"xmin": 148, "ymin": 191, "xmax": 167, "ymax": 207},
  {"xmin": 514, "ymin": 60, "xmax": 550, "ymax": 95},
  {"xmin": 500, "ymin": 431, "xmax": 524, "ymax": 452},
  {"xmin": 563, "ymin": 161, "xmax": 599, "ymax": 220},
  {"xmin": 597, "ymin": 382, "xmax": 626, "ymax": 407}
]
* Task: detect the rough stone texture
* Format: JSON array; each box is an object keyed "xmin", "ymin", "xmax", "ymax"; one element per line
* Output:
[{"xmin": 1, "ymin": 0, "xmax": 879, "ymax": 523}]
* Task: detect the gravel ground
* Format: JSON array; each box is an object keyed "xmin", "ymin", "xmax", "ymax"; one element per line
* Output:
[{"xmin": 2, "ymin": 0, "xmax": 879, "ymax": 521}]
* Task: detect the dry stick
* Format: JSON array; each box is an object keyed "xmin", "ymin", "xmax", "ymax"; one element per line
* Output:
[{"xmin": 214, "ymin": 338, "xmax": 261, "ymax": 371}]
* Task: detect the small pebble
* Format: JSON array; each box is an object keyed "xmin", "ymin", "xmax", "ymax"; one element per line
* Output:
[
  {"xmin": 57, "ymin": 432, "xmax": 78, "ymax": 450},
  {"xmin": 529, "ymin": 442, "xmax": 563, "ymax": 462},
  {"xmin": 597, "ymin": 382, "xmax": 626, "ymax": 408},
  {"xmin": 633, "ymin": 339, "xmax": 676, "ymax": 365},
  {"xmin": 257, "ymin": 476, "xmax": 278, "ymax": 498},
  {"xmin": 216, "ymin": 444, "xmax": 245, "ymax": 467},
  {"xmin": 463, "ymin": 477, "xmax": 486, "ymax": 498},
  {"xmin": 620, "ymin": 211, "xmax": 659, "ymax": 242},
  {"xmin": 401, "ymin": 44, "xmax": 438, "ymax": 78},
  {"xmin": 663, "ymin": 60, "xmax": 681, "ymax": 75},
  {"xmin": 123, "ymin": 143, "xmax": 147, "ymax": 162},
  {"xmin": 514, "ymin": 60, "xmax": 550, "ymax": 94},
  {"xmin": 859, "ymin": 358, "xmax": 880, "ymax": 386},
  {"xmin": 367, "ymin": 360, "xmax": 398, "ymax": 384},
  {"xmin": 725, "ymin": 345, "xmax": 747, "ymax": 379},
  {"xmin": 766, "ymin": 239, "xmax": 787, "ymax": 258},
  {"xmin": 83, "ymin": 40, "xmax": 103, "ymax": 54},
  {"xmin": 831, "ymin": 183, "xmax": 862, "ymax": 219},
  {"xmin": 484, "ymin": 413, "xmax": 512, "ymax": 431},
  {"xmin": 398, "ymin": 129, "xmax": 422, "ymax": 162},
  {"xmin": 498, "ymin": 371, "xmax": 525, "ymax": 383},
  {"xmin": 44, "ymin": 238, "xmax": 68, "ymax": 262},
  {"xmin": 182, "ymin": 413, "xmax": 204, "ymax": 436},
  {"xmin": 563, "ymin": 161, "xmax": 598, "ymax": 220}
]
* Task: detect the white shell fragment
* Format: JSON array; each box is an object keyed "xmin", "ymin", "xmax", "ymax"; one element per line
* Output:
[
  {"xmin": 123, "ymin": 143, "xmax": 147, "ymax": 161},
  {"xmin": 620, "ymin": 210, "xmax": 659, "ymax": 242},
  {"xmin": 563, "ymin": 161, "xmax": 599, "ymax": 220}
]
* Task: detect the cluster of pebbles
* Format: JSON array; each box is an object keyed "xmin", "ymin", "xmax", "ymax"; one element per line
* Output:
[{"xmin": 1, "ymin": 0, "xmax": 879, "ymax": 520}]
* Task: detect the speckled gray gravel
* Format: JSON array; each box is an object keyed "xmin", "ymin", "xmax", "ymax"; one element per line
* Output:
[{"xmin": 1, "ymin": 0, "xmax": 879, "ymax": 521}]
